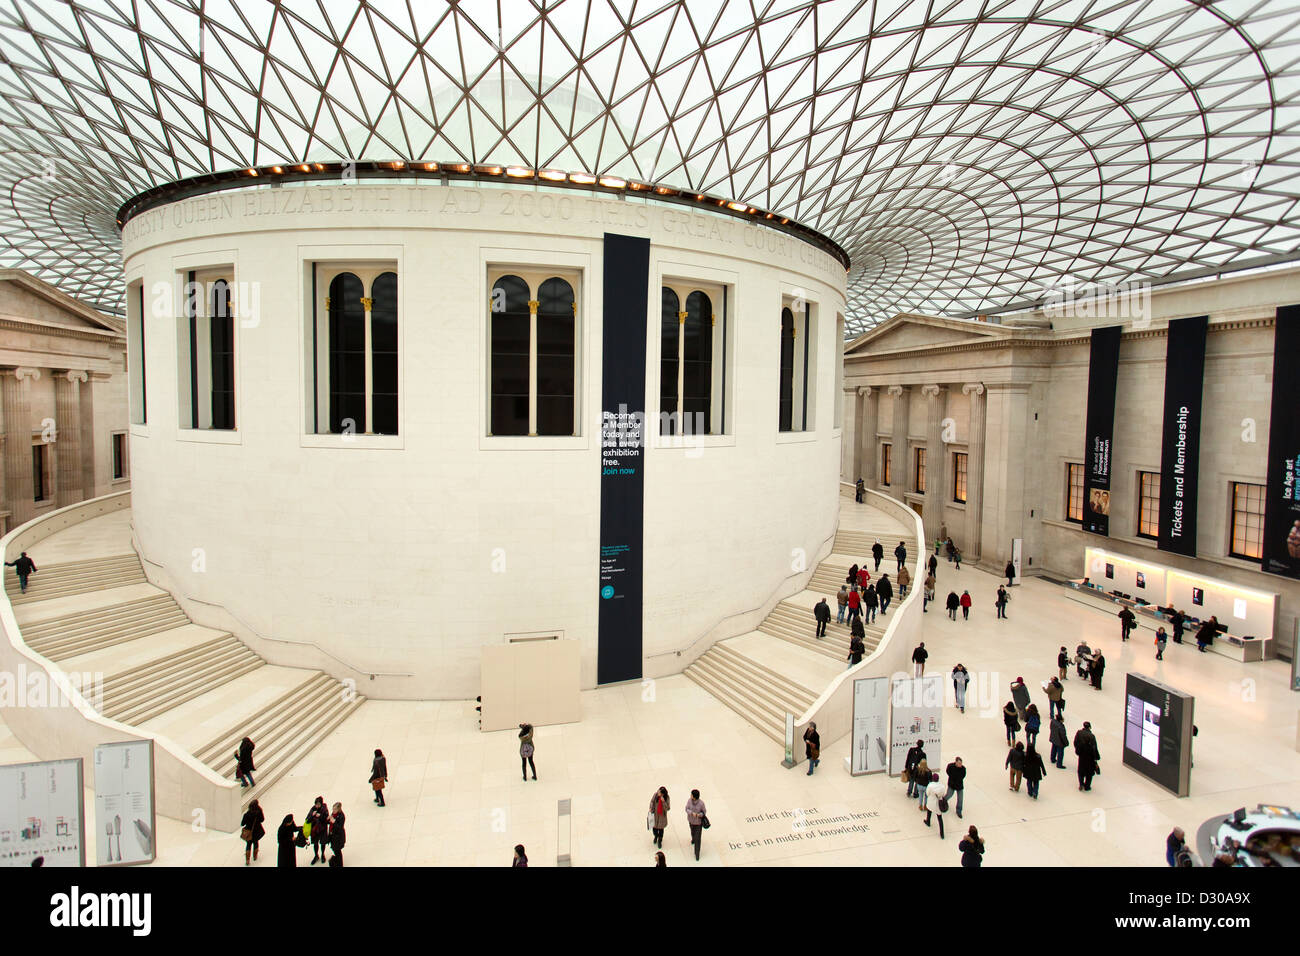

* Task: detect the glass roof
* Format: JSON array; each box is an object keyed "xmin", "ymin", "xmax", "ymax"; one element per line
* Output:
[{"xmin": 0, "ymin": 0, "xmax": 1297, "ymax": 332}]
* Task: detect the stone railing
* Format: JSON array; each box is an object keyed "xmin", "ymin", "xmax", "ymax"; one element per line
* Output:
[{"xmin": 0, "ymin": 491, "xmax": 244, "ymax": 831}]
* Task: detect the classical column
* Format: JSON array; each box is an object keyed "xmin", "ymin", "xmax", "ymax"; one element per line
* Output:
[
  {"xmin": 887, "ymin": 385, "xmax": 910, "ymax": 490},
  {"xmin": 55, "ymin": 370, "xmax": 89, "ymax": 508},
  {"xmin": 963, "ymin": 383, "xmax": 987, "ymax": 562},
  {"xmin": 921, "ymin": 384, "xmax": 948, "ymax": 544},
  {"xmin": 1, "ymin": 367, "xmax": 40, "ymax": 526},
  {"xmin": 859, "ymin": 386, "xmax": 878, "ymax": 488},
  {"xmin": 980, "ymin": 383, "xmax": 1033, "ymax": 571},
  {"xmin": 841, "ymin": 386, "xmax": 859, "ymax": 482}
]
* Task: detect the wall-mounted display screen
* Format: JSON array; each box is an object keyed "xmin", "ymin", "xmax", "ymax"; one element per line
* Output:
[{"xmin": 1122, "ymin": 673, "xmax": 1194, "ymax": 796}]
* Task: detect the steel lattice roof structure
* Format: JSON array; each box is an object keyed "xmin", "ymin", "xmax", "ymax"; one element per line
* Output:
[{"xmin": 1, "ymin": 0, "xmax": 1299, "ymax": 333}]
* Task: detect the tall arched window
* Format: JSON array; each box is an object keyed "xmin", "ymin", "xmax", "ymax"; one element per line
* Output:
[
  {"xmin": 659, "ymin": 288, "xmax": 680, "ymax": 435},
  {"xmin": 682, "ymin": 290, "xmax": 712, "ymax": 433},
  {"xmin": 779, "ymin": 306, "xmax": 796, "ymax": 432},
  {"xmin": 370, "ymin": 272, "xmax": 399, "ymax": 435},
  {"xmin": 328, "ymin": 272, "xmax": 366, "ymax": 434},
  {"xmin": 209, "ymin": 279, "xmax": 235, "ymax": 430},
  {"xmin": 490, "ymin": 274, "xmax": 531, "ymax": 436},
  {"xmin": 536, "ymin": 277, "xmax": 575, "ymax": 436}
]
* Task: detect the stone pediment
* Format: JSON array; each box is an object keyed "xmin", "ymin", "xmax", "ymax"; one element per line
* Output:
[
  {"xmin": 0, "ymin": 269, "xmax": 125, "ymax": 336},
  {"xmin": 845, "ymin": 313, "xmax": 1014, "ymax": 356}
]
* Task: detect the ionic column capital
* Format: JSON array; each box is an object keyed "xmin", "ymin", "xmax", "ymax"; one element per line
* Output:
[
  {"xmin": 857, "ymin": 385, "xmax": 873, "ymax": 397},
  {"xmin": 1, "ymin": 367, "xmax": 41, "ymax": 383},
  {"xmin": 59, "ymin": 370, "xmax": 89, "ymax": 385},
  {"xmin": 962, "ymin": 382, "xmax": 985, "ymax": 397},
  {"xmin": 886, "ymin": 384, "xmax": 905, "ymax": 398},
  {"xmin": 920, "ymin": 383, "xmax": 943, "ymax": 399}
]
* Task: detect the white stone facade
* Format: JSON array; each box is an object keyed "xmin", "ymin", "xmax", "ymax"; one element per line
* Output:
[{"xmin": 120, "ymin": 182, "xmax": 847, "ymax": 698}]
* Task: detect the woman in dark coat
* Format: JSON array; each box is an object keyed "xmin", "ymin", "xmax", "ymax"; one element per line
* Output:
[
  {"xmin": 1090, "ymin": 652, "xmax": 1106, "ymax": 690},
  {"xmin": 946, "ymin": 591, "xmax": 960, "ymax": 620},
  {"xmin": 236, "ymin": 736, "xmax": 255, "ymax": 788},
  {"xmin": 1022, "ymin": 745, "xmax": 1047, "ymax": 799},
  {"xmin": 803, "ymin": 722, "xmax": 821, "ymax": 776},
  {"xmin": 276, "ymin": 814, "xmax": 300, "ymax": 868},
  {"xmin": 240, "ymin": 798, "xmax": 265, "ymax": 865},
  {"xmin": 370, "ymin": 748, "xmax": 388, "ymax": 806},
  {"xmin": 1002, "ymin": 701, "xmax": 1020, "ymax": 745},
  {"xmin": 306, "ymin": 796, "xmax": 330, "ymax": 864},
  {"xmin": 1005, "ymin": 741, "xmax": 1025, "ymax": 792},
  {"xmin": 328, "ymin": 802, "xmax": 346, "ymax": 866},
  {"xmin": 959, "ymin": 826, "xmax": 984, "ymax": 867}
]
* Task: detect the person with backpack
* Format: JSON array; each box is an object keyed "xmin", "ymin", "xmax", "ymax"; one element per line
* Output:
[
  {"xmin": 911, "ymin": 641, "xmax": 928, "ymax": 677},
  {"xmin": 369, "ymin": 748, "xmax": 388, "ymax": 806},
  {"xmin": 836, "ymin": 585, "xmax": 849, "ymax": 624},
  {"xmin": 855, "ymin": 478, "xmax": 865, "ymax": 503},
  {"xmin": 648, "ymin": 787, "xmax": 670, "ymax": 848},
  {"xmin": 1005, "ymin": 741, "xmax": 1026, "ymax": 792},
  {"xmin": 959, "ymin": 826, "xmax": 984, "ymax": 866},
  {"xmin": 813, "ymin": 597, "xmax": 831, "ymax": 638},
  {"xmin": 1024, "ymin": 704, "xmax": 1042, "ymax": 747},
  {"xmin": 877, "ymin": 574, "xmax": 893, "ymax": 615},
  {"xmin": 871, "ymin": 540, "xmax": 884, "ymax": 571},
  {"xmin": 1155, "ymin": 626, "xmax": 1168, "ymax": 660},
  {"xmin": 305, "ymin": 796, "xmax": 330, "ymax": 864},
  {"xmin": 1048, "ymin": 713, "xmax": 1069, "ymax": 769},
  {"xmin": 5, "ymin": 551, "xmax": 37, "ymax": 594},
  {"xmin": 959, "ymin": 590, "xmax": 972, "ymax": 620},
  {"xmin": 945, "ymin": 591, "xmax": 960, "ymax": 620},
  {"xmin": 894, "ymin": 541, "xmax": 908, "ymax": 573},
  {"xmin": 995, "ymin": 586, "xmax": 1009, "ymax": 619},
  {"xmin": 1118, "ymin": 606, "xmax": 1136, "ymax": 642},
  {"xmin": 1023, "ymin": 744, "xmax": 1047, "ymax": 799},
  {"xmin": 923, "ymin": 772, "xmax": 948, "ymax": 838},
  {"xmin": 951, "ymin": 664, "xmax": 969, "ymax": 713},
  {"xmin": 904, "ymin": 740, "xmax": 926, "ymax": 798}
]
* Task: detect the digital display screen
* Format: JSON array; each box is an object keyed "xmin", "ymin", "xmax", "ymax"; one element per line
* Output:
[
  {"xmin": 1125, "ymin": 695, "xmax": 1160, "ymax": 763},
  {"xmin": 1122, "ymin": 673, "xmax": 1193, "ymax": 796}
]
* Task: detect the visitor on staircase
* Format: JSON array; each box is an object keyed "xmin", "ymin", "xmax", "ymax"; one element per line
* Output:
[
  {"xmin": 863, "ymin": 584, "xmax": 878, "ymax": 623},
  {"xmin": 848, "ymin": 634, "xmax": 865, "ymax": 670},
  {"xmin": 836, "ymin": 585, "xmax": 848, "ymax": 624},
  {"xmin": 847, "ymin": 588, "xmax": 861, "ymax": 624},
  {"xmin": 897, "ymin": 565, "xmax": 910, "ymax": 597},
  {"xmin": 813, "ymin": 598, "xmax": 830, "ymax": 638},
  {"xmin": 871, "ymin": 540, "xmax": 883, "ymax": 571},
  {"xmin": 877, "ymin": 574, "xmax": 893, "ymax": 615},
  {"xmin": 5, "ymin": 551, "xmax": 37, "ymax": 594},
  {"xmin": 235, "ymin": 736, "xmax": 256, "ymax": 788},
  {"xmin": 895, "ymin": 541, "xmax": 908, "ymax": 572}
]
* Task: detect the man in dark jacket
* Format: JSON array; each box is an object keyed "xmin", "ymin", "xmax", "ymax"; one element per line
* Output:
[
  {"xmin": 1057, "ymin": 646, "xmax": 1070, "ymax": 680},
  {"xmin": 928, "ymin": 553, "xmax": 938, "ymax": 578},
  {"xmin": 943, "ymin": 757, "xmax": 966, "ymax": 818},
  {"xmin": 911, "ymin": 642, "xmax": 928, "ymax": 677},
  {"xmin": 1118, "ymin": 606, "xmax": 1136, "ymax": 641},
  {"xmin": 848, "ymin": 635, "xmax": 865, "ymax": 670},
  {"xmin": 1090, "ymin": 651, "xmax": 1106, "ymax": 690},
  {"xmin": 877, "ymin": 574, "xmax": 893, "ymax": 615},
  {"xmin": 871, "ymin": 540, "xmax": 884, "ymax": 571},
  {"xmin": 894, "ymin": 541, "xmax": 907, "ymax": 572},
  {"xmin": 946, "ymin": 591, "xmax": 960, "ymax": 620},
  {"xmin": 813, "ymin": 598, "xmax": 831, "ymax": 638},
  {"xmin": 1048, "ymin": 714, "xmax": 1068, "ymax": 768},
  {"xmin": 5, "ymin": 551, "xmax": 37, "ymax": 594},
  {"xmin": 1196, "ymin": 617, "xmax": 1220, "ymax": 652},
  {"xmin": 863, "ymin": 584, "xmax": 879, "ymax": 624},
  {"xmin": 1074, "ymin": 721, "xmax": 1100, "ymax": 791},
  {"xmin": 855, "ymin": 477, "xmax": 865, "ymax": 503},
  {"xmin": 1170, "ymin": 608, "xmax": 1186, "ymax": 643},
  {"xmin": 1005, "ymin": 560, "xmax": 1016, "ymax": 587},
  {"xmin": 904, "ymin": 740, "xmax": 926, "ymax": 797}
]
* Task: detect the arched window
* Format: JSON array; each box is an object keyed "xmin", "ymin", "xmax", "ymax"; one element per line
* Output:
[
  {"xmin": 682, "ymin": 291, "xmax": 712, "ymax": 434},
  {"xmin": 659, "ymin": 288, "xmax": 680, "ymax": 435},
  {"xmin": 328, "ymin": 272, "xmax": 366, "ymax": 435},
  {"xmin": 370, "ymin": 272, "xmax": 398, "ymax": 435},
  {"xmin": 536, "ymin": 277, "xmax": 575, "ymax": 436},
  {"xmin": 779, "ymin": 306, "xmax": 796, "ymax": 432},
  {"xmin": 209, "ymin": 279, "xmax": 235, "ymax": 430},
  {"xmin": 490, "ymin": 274, "xmax": 531, "ymax": 436}
]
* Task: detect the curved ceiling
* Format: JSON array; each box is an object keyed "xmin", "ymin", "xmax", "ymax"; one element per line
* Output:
[{"xmin": 1, "ymin": 0, "xmax": 1298, "ymax": 333}]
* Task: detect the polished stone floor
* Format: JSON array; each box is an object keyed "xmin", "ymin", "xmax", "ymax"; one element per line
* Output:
[{"xmin": 2, "ymin": 497, "xmax": 1297, "ymax": 866}]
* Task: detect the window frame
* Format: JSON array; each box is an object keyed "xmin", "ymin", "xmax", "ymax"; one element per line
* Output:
[
  {"xmin": 881, "ymin": 442, "xmax": 892, "ymax": 487},
  {"xmin": 778, "ymin": 294, "xmax": 818, "ymax": 434},
  {"xmin": 31, "ymin": 440, "xmax": 52, "ymax": 503},
  {"xmin": 1228, "ymin": 481, "xmax": 1265, "ymax": 560},
  {"xmin": 175, "ymin": 265, "xmax": 238, "ymax": 433},
  {"xmin": 111, "ymin": 431, "xmax": 128, "ymax": 481},
  {"xmin": 658, "ymin": 279, "xmax": 727, "ymax": 437},
  {"xmin": 127, "ymin": 279, "xmax": 146, "ymax": 427},
  {"xmin": 953, "ymin": 451, "xmax": 968, "ymax": 504},
  {"xmin": 1065, "ymin": 462, "xmax": 1084, "ymax": 523},
  {"xmin": 914, "ymin": 446, "xmax": 927, "ymax": 494},
  {"xmin": 1137, "ymin": 470, "xmax": 1161, "ymax": 540}
]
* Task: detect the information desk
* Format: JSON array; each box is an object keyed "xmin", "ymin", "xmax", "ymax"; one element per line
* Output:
[
  {"xmin": 1196, "ymin": 805, "xmax": 1300, "ymax": 867},
  {"xmin": 1059, "ymin": 580, "xmax": 1269, "ymax": 662}
]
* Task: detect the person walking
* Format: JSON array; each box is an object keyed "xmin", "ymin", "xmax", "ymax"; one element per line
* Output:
[
  {"xmin": 1118, "ymin": 606, "xmax": 1136, "ymax": 642},
  {"xmin": 814, "ymin": 597, "xmax": 831, "ymax": 638},
  {"xmin": 804, "ymin": 722, "xmax": 821, "ymax": 775},
  {"xmin": 928, "ymin": 553, "xmax": 939, "ymax": 580},
  {"xmin": 1075, "ymin": 641, "xmax": 1092, "ymax": 679},
  {"xmin": 863, "ymin": 583, "xmax": 878, "ymax": 624},
  {"xmin": 1090, "ymin": 651, "xmax": 1106, "ymax": 690},
  {"xmin": 1005, "ymin": 741, "xmax": 1026, "ymax": 792},
  {"xmin": 847, "ymin": 587, "xmax": 862, "ymax": 624},
  {"xmin": 904, "ymin": 740, "xmax": 927, "ymax": 798},
  {"xmin": 872, "ymin": 540, "xmax": 884, "ymax": 571},
  {"xmin": 235, "ymin": 736, "xmax": 255, "ymax": 789},
  {"xmin": 923, "ymin": 573, "xmax": 935, "ymax": 612},
  {"xmin": 850, "ymin": 614, "xmax": 866, "ymax": 640},
  {"xmin": 369, "ymin": 748, "xmax": 389, "ymax": 806},
  {"xmin": 943, "ymin": 757, "xmax": 966, "ymax": 818},
  {"xmin": 1003, "ymin": 700, "xmax": 1020, "ymax": 746},
  {"xmin": 5, "ymin": 551, "xmax": 37, "ymax": 594},
  {"xmin": 1024, "ymin": 704, "xmax": 1042, "ymax": 747},
  {"xmin": 959, "ymin": 590, "xmax": 972, "ymax": 621},
  {"xmin": 306, "ymin": 796, "xmax": 330, "ymax": 864},
  {"xmin": 959, "ymin": 826, "xmax": 984, "ymax": 867},
  {"xmin": 895, "ymin": 541, "xmax": 907, "ymax": 573},
  {"xmin": 1046, "ymin": 677, "xmax": 1064, "ymax": 719},
  {"xmin": 1004, "ymin": 560, "xmax": 1016, "ymax": 587},
  {"xmin": 519, "ymin": 723, "xmax": 537, "ymax": 781},
  {"xmin": 276, "ymin": 814, "xmax": 302, "ymax": 867},
  {"xmin": 855, "ymin": 477, "xmax": 865, "ymax": 503},
  {"xmin": 848, "ymin": 634, "xmax": 865, "ymax": 670},
  {"xmin": 923, "ymin": 772, "xmax": 948, "ymax": 838},
  {"xmin": 1048, "ymin": 713, "xmax": 1068, "ymax": 769},
  {"xmin": 648, "ymin": 787, "xmax": 670, "ymax": 848},
  {"xmin": 655, "ymin": 851, "xmax": 667, "ymax": 867},
  {"xmin": 945, "ymin": 590, "xmax": 960, "ymax": 620},
  {"xmin": 945, "ymin": 538, "xmax": 956, "ymax": 562},
  {"xmin": 327, "ymin": 802, "xmax": 346, "ymax": 866},
  {"xmin": 1009, "ymin": 676, "xmax": 1029, "ymax": 721},
  {"xmin": 1074, "ymin": 721, "xmax": 1101, "ymax": 791},
  {"xmin": 1170, "ymin": 608, "xmax": 1186, "ymax": 644},
  {"xmin": 951, "ymin": 664, "xmax": 969, "ymax": 713},
  {"xmin": 239, "ymin": 798, "xmax": 265, "ymax": 865},
  {"xmin": 911, "ymin": 641, "xmax": 928, "ymax": 677},
  {"xmin": 1166, "ymin": 827, "xmax": 1186, "ymax": 867},
  {"xmin": 1023, "ymin": 744, "xmax": 1047, "ymax": 799},
  {"xmin": 1196, "ymin": 617, "xmax": 1219, "ymax": 653},
  {"xmin": 914, "ymin": 757, "xmax": 931, "ymax": 810},
  {"xmin": 684, "ymin": 789, "xmax": 708, "ymax": 861},
  {"xmin": 995, "ymin": 586, "xmax": 1009, "ymax": 619},
  {"xmin": 897, "ymin": 565, "xmax": 911, "ymax": 597},
  {"xmin": 953, "ymin": 546, "xmax": 962, "ymax": 570},
  {"xmin": 877, "ymin": 574, "xmax": 893, "ymax": 615},
  {"xmin": 847, "ymin": 563, "xmax": 859, "ymax": 590},
  {"xmin": 1057, "ymin": 646, "xmax": 1070, "ymax": 681},
  {"xmin": 1155, "ymin": 627, "xmax": 1168, "ymax": 661},
  {"xmin": 512, "ymin": 844, "xmax": 528, "ymax": 867},
  {"xmin": 836, "ymin": 585, "xmax": 848, "ymax": 624},
  {"xmin": 857, "ymin": 565, "xmax": 870, "ymax": 591}
]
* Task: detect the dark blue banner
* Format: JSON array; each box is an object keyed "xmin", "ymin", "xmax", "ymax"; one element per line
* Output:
[
  {"xmin": 1262, "ymin": 304, "xmax": 1300, "ymax": 579},
  {"xmin": 1082, "ymin": 326, "xmax": 1122, "ymax": 536},
  {"xmin": 1158, "ymin": 315, "xmax": 1207, "ymax": 556}
]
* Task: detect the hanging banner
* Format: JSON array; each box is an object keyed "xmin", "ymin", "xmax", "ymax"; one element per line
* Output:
[
  {"xmin": 93, "ymin": 740, "xmax": 156, "ymax": 866},
  {"xmin": 849, "ymin": 676, "xmax": 890, "ymax": 775},
  {"xmin": 597, "ymin": 233, "xmax": 650, "ymax": 684},
  {"xmin": 1262, "ymin": 304, "xmax": 1300, "ymax": 580},
  {"xmin": 0, "ymin": 757, "xmax": 85, "ymax": 867},
  {"xmin": 888, "ymin": 675, "xmax": 943, "ymax": 775},
  {"xmin": 1157, "ymin": 315, "xmax": 1207, "ymax": 557},
  {"xmin": 1082, "ymin": 326, "xmax": 1122, "ymax": 536}
]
